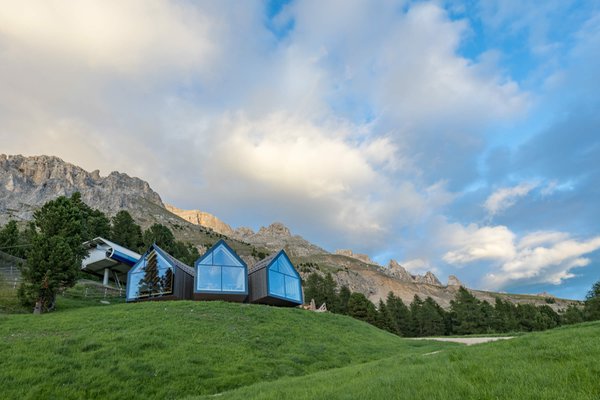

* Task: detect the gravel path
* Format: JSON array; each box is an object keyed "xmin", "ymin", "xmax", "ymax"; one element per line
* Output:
[{"xmin": 414, "ymin": 336, "xmax": 514, "ymax": 346}]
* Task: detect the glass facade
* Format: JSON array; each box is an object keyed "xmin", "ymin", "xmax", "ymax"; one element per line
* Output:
[
  {"xmin": 196, "ymin": 243, "xmax": 247, "ymax": 293},
  {"xmin": 127, "ymin": 250, "xmax": 174, "ymax": 300},
  {"xmin": 268, "ymin": 256, "xmax": 302, "ymax": 302}
]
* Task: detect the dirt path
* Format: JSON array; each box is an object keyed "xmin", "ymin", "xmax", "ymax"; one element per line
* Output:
[{"xmin": 414, "ymin": 336, "xmax": 514, "ymax": 346}]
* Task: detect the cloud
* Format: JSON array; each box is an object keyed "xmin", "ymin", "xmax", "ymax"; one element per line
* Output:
[
  {"xmin": 484, "ymin": 182, "xmax": 538, "ymax": 216},
  {"xmin": 487, "ymin": 233, "xmax": 600, "ymax": 288},
  {"xmin": 442, "ymin": 221, "xmax": 600, "ymax": 289},
  {"xmin": 442, "ymin": 223, "xmax": 516, "ymax": 264}
]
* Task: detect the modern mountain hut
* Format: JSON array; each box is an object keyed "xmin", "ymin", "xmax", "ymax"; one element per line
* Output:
[
  {"xmin": 81, "ymin": 237, "xmax": 141, "ymax": 288},
  {"xmin": 248, "ymin": 250, "xmax": 303, "ymax": 306},
  {"xmin": 126, "ymin": 244, "xmax": 195, "ymax": 302},
  {"xmin": 194, "ymin": 240, "xmax": 248, "ymax": 302}
]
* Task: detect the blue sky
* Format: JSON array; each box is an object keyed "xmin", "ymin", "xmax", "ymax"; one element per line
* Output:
[{"xmin": 1, "ymin": 0, "xmax": 599, "ymax": 299}]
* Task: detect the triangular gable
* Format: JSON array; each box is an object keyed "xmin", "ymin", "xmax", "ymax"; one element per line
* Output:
[
  {"xmin": 267, "ymin": 250, "xmax": 300, "ymax": 278},
  {"xmin": 195, "ymin": 240, "xmax": 247, "ymax": 268}
]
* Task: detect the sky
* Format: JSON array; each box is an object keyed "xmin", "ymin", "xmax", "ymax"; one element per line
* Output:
[{"xmin": 0, "ymin": 0, "xmax": 599, "ymax": 299}]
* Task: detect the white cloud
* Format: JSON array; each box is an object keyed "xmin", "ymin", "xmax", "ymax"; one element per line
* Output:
[
  {"xmin": 484, "ymin": 182, "xmax": 539, "ymax": 216},
  {"xmin": 487, "ymin": 233, "xmax": 600, "ymax": 287},
  {"xmin": 442, "ymin": 221, "xmax": 600, "ymax": 289},
  {"xmin": 0, "ymin": 0, "xmax": 217, "ymax": 75},
  {"xmin": 442, "ymin": 223, "xmax": 516, "ymax": 264}
]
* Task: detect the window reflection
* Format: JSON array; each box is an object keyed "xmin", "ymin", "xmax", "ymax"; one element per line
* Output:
[
  {"xmin": 268, "ymin": 257, "xmax": 301, "ymax": 302},
  {"xmin": 196, "ymin": 244, "xmax": 246, "ymax": 293},
  {"xmin": 127, "ymin": 250, "xmax": 174, "ymax": 300}
]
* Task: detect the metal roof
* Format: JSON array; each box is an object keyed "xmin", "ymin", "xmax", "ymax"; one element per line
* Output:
[
  {"xmin": 152, "ymin": 244, "xmax": 196, "ymax": 277},
  {"xmin": 248, "ymin": 251, "xmax": 279, "ymax": 274}
]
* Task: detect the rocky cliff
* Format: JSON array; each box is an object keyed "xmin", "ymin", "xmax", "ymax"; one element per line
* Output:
[
  {"xmin": 232, "ymin": 222, "xmax": 328, "ymax": 257},
  {"xmin": 335, "ymin": 249, "xmax": 378, "ymax": 265},
  {"xmin": 0, "ymin": 154, "xmax": 164, "ymax": 222},
  {"xmin": 165, "ymin": 204, "xmax": 234, "ymax": 236}
]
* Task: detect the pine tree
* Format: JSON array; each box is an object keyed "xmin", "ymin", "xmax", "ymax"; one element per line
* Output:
[
  {"xmin": 0, "ymin": 220, "xmax": 22, "ymax": 258},
  {"xmin": 347, "ymin": 292, "xmax": 377, "ymax": 325},
  {"xmin": 385, "ymin": 292, "xmax": 411, "ymax": 336},
  {"xmin": 17, "ymin": 193, "xmax": 110, "ymax": 312},
  {"xmin": 584, "ymin": 280, "xmax": 600, "ymax": 321},
  {"xmin": 450, "ymin": 287, "xmax": 484, "ymax": 334},
  {"xmin": 337, "ymin": 285, "xmax": 351, "ymax": 315},
  {"xmin": 110, "ymin": 210, "xmax": 144, "ymax": 251},
  {"xmin": 562, "ymin": 304, "xmax": 585, "ymax": 325}
]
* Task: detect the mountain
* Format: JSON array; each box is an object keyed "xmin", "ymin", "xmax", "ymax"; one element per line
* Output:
[
  {"xmin": 165, "ymin": 204, "xmax": 235, "ymax": 236},
  {"xmin": 0, "ymin": 154, "xmax": 163, "ymax": 223},
  {"xmin": 0, "ymin": 154, "xmax": 262, "ymax": 260},
  {"xmin": 0, "ymin": 154, "xmax": 578, "ymax": 310},
  {"xmin": 232, "ymin": 222, "xmax": 328, "ymax": 257}
]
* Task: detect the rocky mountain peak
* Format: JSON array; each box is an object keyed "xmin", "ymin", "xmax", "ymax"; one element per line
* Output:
[
  {"xmin": 165, "ymin": 204, "xmax": 234, "ymax": 236},
  {"xmin": 385, "ymin": 260, "xmax": 413, "ymax": 282},
  {"xmin": 233, "ymin": 221, "xmax": 326, "ymax": 257},
  {"xmin": 447, "ymin": 275, "xmax": 463, "ymax": 287},
  {"xmin": 379, "ymin": 259, "xmax": 443, "ymax": 286},
  {"xmin": 335, "ymin": 249, "xmax": 377, "ymax": 265},
  {"xmin": 414, "ymin": 271, "xmax": 442, "ymax": 286},
  {"xmin": 0, "ymin": 154, "xmax": 164, "ymax": 222},
  {"xmin": 258, "ymin": 222, "xmax": 291, "ymax": 237}
]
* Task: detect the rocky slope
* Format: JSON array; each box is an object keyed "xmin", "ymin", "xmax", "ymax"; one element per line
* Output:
[
  {"xmin": 0, "ymin": 155, "xmax": 259, "ymax": 257},
  {"xmin": 334, "ymin": 249, "xmax": 378, "ymax": 265},
  {"xmin": 232, "ymin": 222, "xmax": 328, "ymax": 257},
  {"xmin": 165, "ymin": 204, "xmax": 234, "ymax": 236},
  {"xmin": 0, "ymin": 154, "xmax": 163, "ymax": 223},
  {"xmin": 0, "ymin": 154, "xmax": 577, "ymax": 310},
  {"xmin": 294, "ymin": 253, "xmax": 577, "ymax": 310}
]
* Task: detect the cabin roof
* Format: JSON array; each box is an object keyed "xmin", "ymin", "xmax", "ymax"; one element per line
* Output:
[
  {"xmin": 151, "ymin": 244, "xmax": 196, "ymax": 277},
  {"xmin": 248, "ymin": 251, "xmax": 280, "ymax": 274},
  {"xmin": 195, "ymin": 239, "xmax": 247, "ymax": 268}
]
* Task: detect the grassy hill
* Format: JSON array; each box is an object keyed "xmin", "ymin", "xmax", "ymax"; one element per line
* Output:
[
  {"xmin": 2, "ymin": 300, "xmax": 598, "ymax": 400},
  {"xmin": 191, "ymin": 321, "xmax": 600, "ymax": 400},
  {"xmin": 0, "ymin": 301, "xmax": 453, "ymax": 399}
]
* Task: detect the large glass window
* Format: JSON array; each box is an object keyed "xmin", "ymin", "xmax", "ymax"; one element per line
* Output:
[
  {"xmin": 268, "ymin": 256, "xmax": 301, "ymax": 302},
  {"xmin": 196, "ymin": 243, "xmax": 246, "ymax": 293},
  {"xmin": 127, "ymin": 250, "xmax": 173, "ymax": 300}
]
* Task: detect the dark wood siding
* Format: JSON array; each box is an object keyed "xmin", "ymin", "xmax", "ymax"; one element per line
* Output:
[
  {"xmin": 193, "ymin": 292, "xmax": 247, "ymax": 302},
  {"xmin": 248, "ymin": 268, "xmax": 268, "ymax": 303},
  {"xmin": 174, "ymin": 266, "xmax": 194, "ymax": 300}
]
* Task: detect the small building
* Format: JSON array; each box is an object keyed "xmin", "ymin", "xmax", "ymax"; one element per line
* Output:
[
  {"xmin": 194, "ymin": 240, "xmax": 248, "ymax": 302},
  {"xmin": 248, "ymin": 250, "xmax": 303, "ymax": 307},
  {"xmin": 82, "ymin": 237, "xmax": 141, "ymax": 287},
  {"xmin": 126, "ymin": 244, "xmax": 195, "ymax": 302}
]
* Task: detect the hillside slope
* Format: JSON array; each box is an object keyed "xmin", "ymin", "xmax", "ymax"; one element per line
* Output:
[
  {"xmin": 0, "ymin": 301, "xmax": 453, "ymax": 399},
  {"xmin": 194, "ymin": 321, "xmax": 600, "ymax": 400}
]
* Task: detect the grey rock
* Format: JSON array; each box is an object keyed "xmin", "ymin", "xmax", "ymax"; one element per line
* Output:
[{"xmin": 0, "ymin": 154, "xmax": 163, "ymax": 223}]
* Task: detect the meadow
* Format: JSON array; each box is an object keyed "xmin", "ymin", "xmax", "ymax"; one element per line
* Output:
[{"xmin": 1, "ymin": 299, "xmax": 598, "ymax": 399}]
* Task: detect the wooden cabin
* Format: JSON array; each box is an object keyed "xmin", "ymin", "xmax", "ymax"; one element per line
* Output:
[
  {"xmin": 248, "ymin": 250, "xmax": 303, "ymax": 307},
  {"xmin": 194, "ymin": 240, "xmax": 248, "ymax": 302},
  {"xmin": 126, "ymin": 244, "xmax": 194, "ymax": 302}
]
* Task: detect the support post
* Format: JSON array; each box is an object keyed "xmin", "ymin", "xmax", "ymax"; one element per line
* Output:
[{"xmin": 103, "ymin": 268, "xmax": 110, "ymax": 286}]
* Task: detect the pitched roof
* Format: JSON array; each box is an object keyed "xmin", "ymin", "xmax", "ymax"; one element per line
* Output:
[
  {"xmin": 248, "ymin": 251, "xmax": 279, "ymax": 274},
  {"xmin": 153, "ymin": 244, "xmax": 196, "ymax": 277}
]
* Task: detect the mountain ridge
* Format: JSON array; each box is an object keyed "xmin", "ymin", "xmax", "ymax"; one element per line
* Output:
[{"xmin": 0, "ymin": 154, "xmax": 577, "ymax": 309}]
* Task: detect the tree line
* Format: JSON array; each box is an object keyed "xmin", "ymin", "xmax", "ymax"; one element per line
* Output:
[
  {"xmin": 304, "ymin": 272, "xmax": 600, "ymax": 337},
  {"xmin": 0, "ymin": 193, "xmax": 199, "ymax": 312}
]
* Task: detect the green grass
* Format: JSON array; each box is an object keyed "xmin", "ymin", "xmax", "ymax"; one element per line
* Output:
[
  {"xmin": 0, "ymin": 301, "xmax": 453, "ymax": 399},
  {"xmin": 190, "ymin": 322, "xmax": 600, "ymax": 400},
  {"xmin": 3, "ymin": 300, "xmax": 598, "ymax": 400}
]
